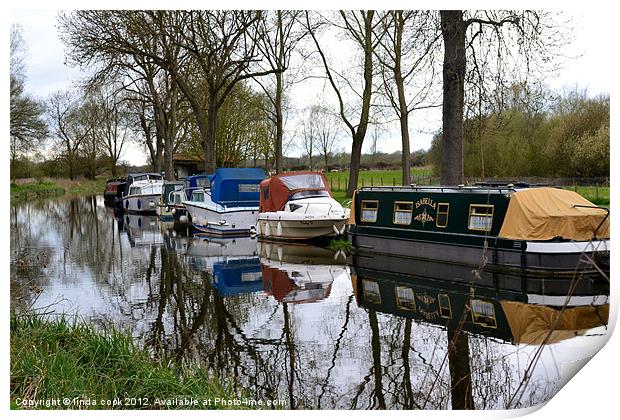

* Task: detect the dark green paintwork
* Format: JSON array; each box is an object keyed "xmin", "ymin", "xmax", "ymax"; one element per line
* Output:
[
  {"xmin": 351, "ymin": 186, "xmax": 521, "ymax": 249},
  {"xmin": 352, "ymin": 266, "xmax": 521, "ymax": 342}
]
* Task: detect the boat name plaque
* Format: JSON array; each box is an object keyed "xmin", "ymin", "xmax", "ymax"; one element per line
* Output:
[{"xmin": 415, "ymin": 197, "xmax": 436, "ymax": 210}]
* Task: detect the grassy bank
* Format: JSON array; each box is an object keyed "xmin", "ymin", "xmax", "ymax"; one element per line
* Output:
[
  {"xmin": 10, "ymin": 313, "xmax": 253, "ymax": 410},
  {"xmin": 11, "ymin": 178, "xmax": 107, "ymax": 202}
]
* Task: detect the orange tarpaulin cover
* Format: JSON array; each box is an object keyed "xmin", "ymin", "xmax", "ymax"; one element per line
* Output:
[
  {"xmin": 259, "ymin": 171, "xmax": 331, "ymax": 212},
  {"xmin": 501, "ymin": 301, "xmax": 609, "ymax": 345},
  {"xmin": 498, "ymin": 188, "xmax": 609, "ymax": 241}
]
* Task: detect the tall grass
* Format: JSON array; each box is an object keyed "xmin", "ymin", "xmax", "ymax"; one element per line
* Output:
[{"xmin": 10, "ymin": 313, "xmax": 252, "ymax": 410}]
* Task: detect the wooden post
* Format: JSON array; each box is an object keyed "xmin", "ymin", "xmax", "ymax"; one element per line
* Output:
[
  {"xmin": 393, "ymin": 177, "xmax": 396, "ymax": 186},
  {"xmin": 338, "ymin": 177, "xmax": 341, "ymax": 191},
  {"xmin": 596, "ymin": 183, "xmax": 599, "ymax": 200},
  {"xmin": 371, "ymin": 177, "xmax": 374, "ymax": 187}
]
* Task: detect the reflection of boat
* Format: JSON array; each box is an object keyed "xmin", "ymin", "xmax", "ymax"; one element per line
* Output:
[
  {"xmin": 180, "ymin": 236, "xmax": 263, "ymax": 297},
  {"xmin": 122, "ymin": 176, "xmax": 164, "ymax": 214},
  {"xmin": 186, "ymin": 236, "xmax": 258, "ymax": 271},
  {"xmin": 212, "ymin": 258, "xmax": 263, "ymax": 297},
  {"xmin": 348, "ymin": 184, "xmax": 610, "ymax": 275},
  {"xmin": 259, "ymin": 242, "xmax": 348, "ymax": 304},
  {"xmin": 256, "ymin": 172, "xmax": 349, "ymax": 241},
  {"xmin": 351, "ymin": 254, "xmax": 609, "ymax": 345},
  {"xmin": 124, "ymin": 214, "xmax": 163, "ymax": 247},
  {"xmin": 183, "ymin": 168, "xmax": 265, "ymax": 236}
]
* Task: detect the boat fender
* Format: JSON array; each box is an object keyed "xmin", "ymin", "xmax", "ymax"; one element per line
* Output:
[
  {"xmin": 249, "ymin": 226, "xmax": 257, "ymax": 237},
  {"xmin": 256, "ymin": 223, "xmax": 262, "ymax": 236},
  {"xmin": 149, "ymin": 201, "xmax": 155, "ymax": 208},
  {"xmin": 332, "ymin": 224, "xmax": 340, "ymax": 235},
  {"xmin": 179, "ymin": 215, "xmax": 188, "ymax": 224},
  {"xmin": 202, "ymin": 219, "xmax": 209, "ymax": 227},
  {"xmin": 277, "ymin": 222, "xmax": 283, "ymax": 237},
  {"xmin": 171, "ymin": 207, "xmax": 176, "ymax": 214},
  {"xmin": 264, "ymin": 223, "xmax": 271, "ymax": 237},
  {"xmin": 277, "ymin": 246, "xmax": 283, "ymax": 262}
]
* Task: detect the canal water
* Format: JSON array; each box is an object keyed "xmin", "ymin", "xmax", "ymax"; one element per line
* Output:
[{"xmin": 10, "ymin": 195, "xmax": 611, "ymax": 410}]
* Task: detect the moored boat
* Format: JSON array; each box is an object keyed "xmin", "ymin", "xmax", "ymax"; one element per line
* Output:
[
  {"xmin": 103, "ymin": 178, "xmax": 126, "ymax": 207},
  {"xmin": 256, "ymin": 171, "xmax": 350, "ymax": 241},
  {"xmin": 157, "ymin": 180, "xmax": 190, "ymax": 223},
  {"xmin": 122, "ymin": 179, "xmax": 164, "ymax": 214},
  {"xmin": 348, "ymin": 183, "xmax": 609, "ymax": 275},
  {"xmin": 183, "ymin": 168, "xmax": 265, "ymax": 236}
]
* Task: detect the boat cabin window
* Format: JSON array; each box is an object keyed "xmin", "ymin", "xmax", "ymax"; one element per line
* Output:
[
  {"xmin": 360, "ymin": 200, "xmax": 379, "ymax": 223},
  {"xmin": 129, "ymin": 186, "xmax": 141, "ymax": 196},
  {"xmin": 192, "ymin": 191, "xmax": 205, "ymax": 202},
  {"xmin": 393, "ymin": 201, "xmax": 413, "ymax": 225},
  {"xmin": 468, "ymin": 204, "xmax": 494, "ymax": 232},
  {"xmin": 470, "ymin": 299, "xmax": 497, "ymax": 328},
  {"xmin": 362, "ymin": 279, "xmax": 381, "ymax": 304},
  {"xmin": 438, "ymin": 294, "xmax": 452, "ymax": 319},
  {"xmin": 436, "ymin": 203, "xmax": 449, "ymax": 228},
  {"xmin": 395, "ymin": 286, "xmax": 416, "ymax": 311},
  {"xmin": 238, "ymin": 184, "xmax": 260, "ymax": 193},
  {"xmin": 290, "ymin": 190, "xmax": 330, "ymax": 200}
]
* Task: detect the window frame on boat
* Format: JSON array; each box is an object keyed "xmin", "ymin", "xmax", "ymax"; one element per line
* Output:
[
  {"xmin": 436, "ymin": 202, "xmax": 450, "ymax": 228},
  {"xmin": 393, "ymin": 201, "xmax": 414, "ymax": 225},
  {"xmin": 362, "ymin": 279, "xmax": 382, "ymax": 304},
  {"xmin": 468, "ymin": 204, "xmax": 495, "ymax": 232},
  {"xmin": 360, "ymin": 200, "xmax": 379, "ymax": 223},
  {"xmin": 438, "ymin": 294, "xmax": 452, "ymax": 319},
  {"xmin": 470, "ymin": 299, "xmax": 498, "ymax": 328},
  {"xmin": 395, "ymin": 285, "xmax": 416, "ymax": 311}
]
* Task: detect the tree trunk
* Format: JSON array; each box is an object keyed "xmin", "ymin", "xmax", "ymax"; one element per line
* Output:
[
  {"xmin": 274, "ymin": 71, "xmax": 284, "ymax": 174},
  {"xmin": 440, "ymin": 10, "xmax": 466, "ymax": 185},
  {"xmin": 347, "ymin": 137, "xmax": 364, "ymax": 196},
  {"xmin": 447, "ymin": 326, "xmax": 474, "ymax": 409},
  {"xmin": 324, "ymin": 152, "xmax": 329, "ymax": 173},
  {"xmin": 204, "ymin": 98, "xmax": 218, "ymax": 173}
]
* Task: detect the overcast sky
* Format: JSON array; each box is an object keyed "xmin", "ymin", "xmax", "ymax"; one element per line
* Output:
[{"xmin": 10, "ymin": 9, "xmax": 612, "ymax": 166}]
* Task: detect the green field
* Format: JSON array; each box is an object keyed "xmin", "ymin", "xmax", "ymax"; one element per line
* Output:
[
  {"xmin": 325, "ymin": 168, "xmax": 434, "ymax": 191},
  {"xmin": 328, "ymin": 170, "xmax": 609, "ymax": 208}
]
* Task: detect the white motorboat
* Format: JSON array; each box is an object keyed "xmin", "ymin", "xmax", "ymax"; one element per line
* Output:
[
  {"xmin": 157, "ymin": 181, "xmax": 190, "ymax": 223},
  {"xmin": 256, "ymin": 171, "xmax": 350, "ymax": 240},
  {"xmin": 122, "ymin": 179, "xmax": 164, "ymax": 213},
  {"xmin": 183, "ymin": 168, "xmax": 265, "ymax": 236}
]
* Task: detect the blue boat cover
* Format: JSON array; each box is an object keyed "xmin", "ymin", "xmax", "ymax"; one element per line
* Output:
[
  {"xmin": 212, "ymin": 258, "xmax": 263, "ymax": 296},
  {"xmin": 185, "ymin": 174, "xmax": 210, "ymax": 200},
  {"xmin": 210, "ymin": 168, "xmax": 266, "ymax": 206}
]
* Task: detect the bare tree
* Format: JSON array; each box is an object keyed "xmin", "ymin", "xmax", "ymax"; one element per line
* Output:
[
  {"xmin": 9, "ymin": 24, "xmax": 47, "ymax": 179},
  {"xmin": 46, "ymin": 90, "xmax": 92, "ymax": 179},
  {"xmin": 313, "ymin": 103, "xmax": 341, "ymax": 171},
  {"xmin": 254, "ymin": 11, "xmax": 309, "ymax": 174},
  {"xmin": 439, "ymin": 10, "xmax": 567, "ymax": 184},
  {"xmin": 300, "ymin": 105, "xmax": 319, "ymax": 171},
  {"xmin": 307, "ymin": 11, "xmax": 386, "ymax": 197},
  {"xmin": 376, "ymin": 11, "xmax": 440, "ymax": 185}
]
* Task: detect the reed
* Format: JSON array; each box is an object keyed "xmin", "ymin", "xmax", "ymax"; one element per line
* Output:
[{"xmin": 10, "ymin": 313, "xmax": 252, "ymax": 410}]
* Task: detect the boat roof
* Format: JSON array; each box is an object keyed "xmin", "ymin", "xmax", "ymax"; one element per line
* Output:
[
  {"xmin": 358, "ymin": 183, "xmax": 552, "ymax": 195},
  {"xmin": 210, "ymin": 167, "xmax": 265, "ymax": 204},
  {"xmin": 128, "ymin": 172, "xmax": 163, "ymax": 178},
  {"xmin": 259, "ymin": 171, "xmax": 330, "ymax": 212},
  {"xmin": 128, "ymin": 179, "xmax": 164, "ymax": 187}
]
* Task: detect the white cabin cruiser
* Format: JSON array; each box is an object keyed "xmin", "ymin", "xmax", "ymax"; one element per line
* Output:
[
  {"xmin": 182, "ymin": 168, "xmax": 265, "ymax": 236},
  {"xmin": 123, "ymin": 178, "xmax": 164, "ymax": 214},
  {"xmin": 256, "ymin": 171, "xmax": 350, "ymax": 240}
]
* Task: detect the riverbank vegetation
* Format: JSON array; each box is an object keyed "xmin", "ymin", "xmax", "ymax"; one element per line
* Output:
[
  {"xmin": 10, "ymin": 312, "xmax": 250, "ymax": 410},
  {"xmin": 429, "ymin": 88, "xmax": 610, "ymax": 179},
  {"xmin": 10, "ymin": 178, "xmax": 107, "ymax": 202}
]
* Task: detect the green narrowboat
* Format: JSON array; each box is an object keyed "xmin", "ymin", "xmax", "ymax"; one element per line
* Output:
[{"xmin": 347, "ymin": 183, "xmax": 609, "ymax": 275}]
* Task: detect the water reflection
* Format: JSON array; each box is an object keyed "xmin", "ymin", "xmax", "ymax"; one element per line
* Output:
[{"xmin": 10, "ymin": 196, "xmax": 610, "ymax": 410}]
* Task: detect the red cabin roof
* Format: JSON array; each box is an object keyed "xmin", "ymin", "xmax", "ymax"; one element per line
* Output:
[{"xmin": 259, "ymin": 171, "xmax": 332, "ymax": 212}]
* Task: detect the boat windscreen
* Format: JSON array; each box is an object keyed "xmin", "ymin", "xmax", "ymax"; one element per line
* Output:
[
  {"xmin": 279, "ymin": 173, "xmax": 326, "ymax": 190},
  {"xmin": 290, "ymin": 190, "xmax": 330, "ymax": 200}
]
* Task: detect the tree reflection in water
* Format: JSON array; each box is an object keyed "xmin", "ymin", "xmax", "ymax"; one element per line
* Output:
[{"xmin": 10, "ymin": 196, "xmax": 610, "ymax": 410}]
